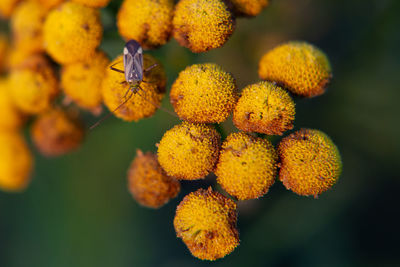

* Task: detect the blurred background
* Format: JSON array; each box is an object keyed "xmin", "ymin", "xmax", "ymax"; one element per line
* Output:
[{"xmin": 1, "ymin": 0, "xmax": 399, "ymax": 266}]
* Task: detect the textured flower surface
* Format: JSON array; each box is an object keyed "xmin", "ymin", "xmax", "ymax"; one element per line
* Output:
[
  {"xmin": 174, "ymin": 188, "xmax": 239, "ymax": 260},
  {"xmin": 0, "ymin": 131, "xmax": 33, "ymax": 192},
  {"xmin": 173, "ymin": 0, "xmax": 235, "ymax": 53},
  {"xmin": 259, "ymin": 41, "xmax": 332, "ymax": 97},
  {"xmin": 157, "ymin": 122, "xmax": 220, "ymax": 180},
  {"xmin": 72, "ymin": 0, "xmax": 110, "ymax": 8},
  {"xmin": 278, "ymin": 128, "xmax": 342, "ymax": 197},
  {"xmin": 117, "ymin": 0, "xmax": 173, "ymax": 48},
  {"xmin": 230, "ymin": 0, "xmax": 269, "ymax": 16},
  {"xmin": 215, "ymin": 132, "xmax": 277, "ymax": 200},
  {"xmin": 0, "ymin": 78, "xmax": 24, "ymax": 130},
  {"xmin": 43, "ymin": 2, "xmax": 103, "ymax": 64},
  {"xmin": 127, "ymin": 150, "xmax": 180, "ymax": 208},
  {"xmin": 233, "ymin": 81, "xmax": 295, "ymax": 135},
  {"xmin": 170, "ymin": 63, "xmax": 238, "ymax": 123},
  {"xmin": 34, "ymin": 0, "xmax": 65, "ymax": 10}
]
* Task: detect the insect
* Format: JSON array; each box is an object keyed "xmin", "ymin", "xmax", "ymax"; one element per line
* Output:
[{"xmin": 90, "ymin": 40, "xmax": 172, "ymax": 129}]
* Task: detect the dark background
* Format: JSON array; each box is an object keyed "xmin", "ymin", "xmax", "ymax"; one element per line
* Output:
[{"xmin": 1, "ymin": 0, "xmax": 399, "ymax": 266}]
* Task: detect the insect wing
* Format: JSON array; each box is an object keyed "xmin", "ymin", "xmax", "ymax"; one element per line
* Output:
[{"xmin": 123, "ymin": 40, "xmax": 143, "ymax": 83}]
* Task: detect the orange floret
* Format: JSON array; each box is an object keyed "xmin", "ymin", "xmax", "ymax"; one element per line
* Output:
[
  {"xmin": 0, "ymin": 131, "xmax": 33, "ymax": 192},
  {"xmin": 233, "ymin": 81, "xmax": 295, "ymax": 135},
  {"xmin": 170, "ymin": 63, "xmax": 238, "ymax": 123},
  {"xmin": 278, "ymin": 129, "xmax": 342, "ymax": 197},
  {"xmin": 0, "ymin": 78, "xmax": 25, "ymax": 130},
  {"xmin": 71, "ymin": 0, "xmax": 110, "ymax": 8},
  {"xmin": 11, "ymin": 1, "xmax": 47, "ymax": 55},
  {"xmin": 9, "ymin": 55, "xmax": 58, "ymax": 114},
  {"xmin": 157, "ymin": 122, "xmax": 220, "ymax": 180},
  {"xmin": 0, "ymin": 34, "xmax": 8, "ymax": 71},
  {"xmin": 43, "ymin": 2, "xmax": 103, "ymax": 64},
  {"xmin": 172, "ymin": 0, "xmax": 235, "ymax": 53},
  {"xmin": 102, "ymin": 55, "xmax": 165, "ymax": 121},
  {"xmin": 230, "ymin": 0, "xmax": 269, "ymax": 16},
  {"xmin": 215, "ymin": 132, "xmax": 277, "ymax": 200},
  {"xmin": 33, "ymin": 0, "xmax": 65, "ymax": 11},
  {"xmin": 31, "ymin": 109, "xmax": 84, "ymax": 157},
  {"xmin": 127, "ymin": 150, "xmax": 180, "ymax": 208},
  {"xmin": 174, "ymin": 187, "xmax": 239, "ymax": 260},
  {"xmin": 0, "ymin": 0, "xmax": 20, "ymax": 19},
  {"xmin": 61, "ymin": 50, "xmax": 109, "ymax": 110},
  {"xmin": 259, "ymin": 41, "xmax": 332, "ymax": 97},
  {"xmin": 117, "ymin": 0, "xmax": 173, "ymax": 48}
]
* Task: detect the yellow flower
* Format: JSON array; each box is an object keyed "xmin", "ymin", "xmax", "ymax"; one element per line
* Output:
[
  {"xmin": 43, "ymin": 2, "xmax": 103, "ymax": 64},
  {"xmin": 61, "ymin": 50, "xmax": 109, "ymax": 110},
  {"xmin": 233, "ymin": 81, "xmax": 295, "ymax": 135},
  {"xmin": 11, "ymin": 1, "xmax": 47, "ymax": 55},
  {"xmin": 0, "ymin": 34, "xmax": 8, "ymax": 71},
  {"xmin": 170, "ymin": 63, "xmax": 238, "ymax": 123},
  {"xmin": 9, "ymin": 55, "xmax": 58, "ymax": 114},
  {"xmin": 31, "ymin": 109, "xmax": 84, "ymax": 157},
  {"xmin": 127, "ymin": 150, "xmax": 180, "ymax": 208},
  {"xmin": 230, "ymin": 0, "xmax": 269, "ymax": 17},
  {"xmin": 102, "ymin": 54, "xmax": 165, "ymax": 121},
  {"xmin": 173, "ymin": 0, "xmax": 235, "ymax": 53},
  {"xmin": 215, "ymin": 132, "xmax": 277, "ymax": 200},
  {"xmin": 0, "ymin": 131, "xmax": 33, "ymax": 192},
  {"xmin": 259, "ymin": 41, "xmax": 332, "ymax": 97},
  {"xmin": 0, "ymin": 78, "xmax": 25, "ymax": 130},
  {"xmin": 278, "ymin": 129, "xmax": 342, "ymax": 197},
  {"xmin": 0, "ymin": 0, "xmax": 20, "ymax": 19},
  {"xmin": 71, "ymin": 0, "xmax": 110, "ymax": 8},
  {"xmin": 33, "ymin": 0, "xmax": 65, "ymax": 11},
  {"xmin": 157, "ymin": 122, "xmax": 220, "ymax": 180},
  {"xmin": 117, "ymin": 0, "xmax": 173, "ymax": 49},
  {"xmin": 174, "ymin": 187, "xmax": 239, "ymax": 260}
]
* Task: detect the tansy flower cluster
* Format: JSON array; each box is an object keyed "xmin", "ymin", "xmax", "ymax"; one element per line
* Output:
[{"xmin": 0, "ymin": 0, "xmax": 342, "ymax": 263}]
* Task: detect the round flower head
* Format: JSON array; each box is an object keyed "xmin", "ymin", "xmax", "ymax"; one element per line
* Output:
[
  {"xmin": 173, "ymin": 0, "xmax": 235, "ymax": 53},
  {"xmin": 9, "ymin": 55, "xmax": 58, "ymax": 114},
  {"xmin": 258, "ymin": 41, "xmax": 332, "ymax": 97},
  {"xmin": 43, "ymin": 2, "xmax": 103, "ymax": 64},
  {"xmin": 233, "ymin": 81, "xmax": 295, "ymax": 135},
  {"xmin": 157, "ymin": 122, "xmax": 220, "ymax": 180},
  {"xmin": 230, "ymin": 0, "xmax": 269, "ymax": 17},
  {"xmin": 170, "ymin": 63, "xmax": 238, "ymax": 123},
  {"xmin": 71, "ymin": 0, "xmax": 110, "ymax": 8},
  {"xmin": 11, "ymin": 1, "xmax": 47, "ymax": 55},
  {"xmin": 117, "ymin": 0, "xmax": 173, "ymax": 49},
  {"xmin": 278, "ymin": 129, "xmax": 342, "ymax": 197},
  {"xmin": 127, "ymin": 150, "xmax": 180, "ymax": 208},
  {"xmin": 31, "ymin": 109, "xmax": 84, "ymax": 157},
  {"xmin": 61, "ymin": 50, "xmax": 109, "ymax": 110},
  {"xmin": 33, "ymin": 0, "xmax": 65, "ymax": 11},
  {"xmin": 174, "ymin": 187, "xmax": 239, "ymax": 260},
  {"xmin": 102, "ymin": 55, "xmax": 165, "ymax": 122},
  {"xmin": 0, "ymin": 78, "xmax": 25, "ymax": 130},
  {"xmin": 0, "ymin": 0, "xmax": 20, "ymax": 19},
  {"xmin": 215, "ymin": 132, "xmax": 277, "ymax": 200},
  {"xmin": 0, "ymin": 131, "xmax": 33, "ymax": 192}
]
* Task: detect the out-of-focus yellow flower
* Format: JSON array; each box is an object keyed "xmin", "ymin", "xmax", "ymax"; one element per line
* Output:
[
  {"xmin": 259, "ymin": 41, "xmax": 332, "ymax": 97},
  {"xmin": 31, "ymin": 109, "xmax": 84, "ymax": 157},
  {"xmin": 33, "ymin": 0, "xmax": 65, "ymax": 11},
  {"xmin": 11, "ymin": 1, "xmax": 47, "ymax": 55},
  {"xmin": 9, "ymin": 55, "xmax": 58, "ymax": 114},
  {"xmin": 233, "ymin": 81, "xmax": 295, "ymax": 135},
  {"xmin": 127, "ymin": 150, "xmax": 180, "ymax": 208},
  {"xmin": 278, "ymin": 129, "xmax": 342, "ymax": 197},
  {"xmin": 174, "ymin": 187, "xmax": 239, "ymax": 260},
  {"xmin": 5, "ymin": 45, "xmax": 35, "ymax": 70},
  {"xmin": 170, "ymin": 63, "xmax": 238, "ymax": 123},
  {"xmin": 173, "ymin": 0, "xmax": 235, "ymax": 53},
  {"xmin": 157, "ymin": 122, "xmax": 220, "ymax": 180},
  {"xmin": 71, "ymin": 0, "xmax": 110, "ymax": 8},
  {"xmin": 117, "ymin": 0, "xmax": 173, "ymax": 49},
  {"xmin": 61, "ymin": 50, "xmax": 109, "ymax": 111},
  {"xmin": 0, "ymin": 0, "xmax": 20, "ymax": 19},
  {"xmin": 0, "ymin": 78, "xmax": 25, "ymax": 130},
  {"xmin": 0, "ymin": 34, "xmax": 8, "ymax": 71},
  {"xmin": 230, "ymin": 0, "xmax": 269, "ymax": 16},
  {"xmin": 215, "ymin": 132, "xmax": 277, "ymax": 200},
  {"xmin": 43, "ymin": 2, "xmax": 103, "ymax": 64},
  {"xmin": 102, "ymin": 54, "xmax": 165, "ymax": 121},
  {"xmin": 0, "ymin": 131, "xmax": 33, "ymax": 192}
]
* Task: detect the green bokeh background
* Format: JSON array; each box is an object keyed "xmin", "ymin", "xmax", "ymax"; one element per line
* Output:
[{"xmin": 1, "ymin": 0, "xmax": 399, "ymax": 266}]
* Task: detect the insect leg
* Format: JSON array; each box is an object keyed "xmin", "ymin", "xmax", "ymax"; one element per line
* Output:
[
  {"xmin": 144, "ymin": 63, "xmax": 158, "ymax": 73},
  {"xmin": 110, "ymin": 61, "xmax": 125, "ymax": 74}
]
